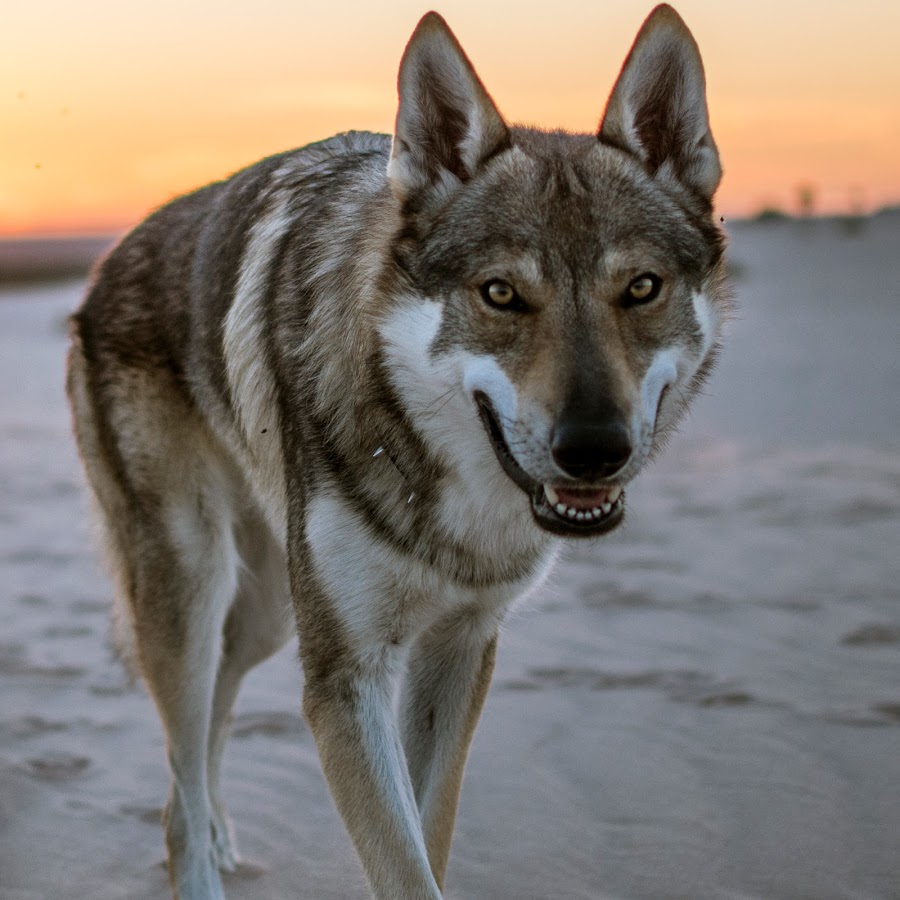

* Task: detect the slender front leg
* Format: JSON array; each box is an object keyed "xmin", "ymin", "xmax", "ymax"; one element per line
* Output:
[
  {"xmin": 401, "ymin": 612, "xmax": 499, "ymax": 890},
  {"xmin": 301, "ymin": 644, "xmax": 443, "ymax": 900}
]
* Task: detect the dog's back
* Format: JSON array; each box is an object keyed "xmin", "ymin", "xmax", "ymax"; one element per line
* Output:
[{"xmin": 71, "ymin": 134, "xmax": 388, "ymax": 434}]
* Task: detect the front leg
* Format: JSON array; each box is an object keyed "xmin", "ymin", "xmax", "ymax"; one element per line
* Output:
[
  {"xmin": 401, "ymin": 611, "xmax": 499, "ymax": 890},
  {"xmin": 301, "ymin": 641, "xmax": 442, "ymax": 900}
]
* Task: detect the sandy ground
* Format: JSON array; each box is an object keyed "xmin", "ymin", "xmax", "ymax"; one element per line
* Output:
[{"xmin": 1, "ymin": 214, "xmax": 898, "ymax": 899}]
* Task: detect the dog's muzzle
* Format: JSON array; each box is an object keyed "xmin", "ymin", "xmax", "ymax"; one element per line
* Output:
[{"xmin": 474, "ymin": 393, "xmax": 626, "ymax": 537}]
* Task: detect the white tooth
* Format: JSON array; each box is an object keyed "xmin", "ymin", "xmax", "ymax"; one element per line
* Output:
[
  {"xmin": 591, "ymin": 507, "xmax": 601, "ymax": 516},
  {"xmin": 555, "ymin": 503, "xmax": 567, "ymax": 514},
  {"xmin": 576, "ymin": 512, "xmax": 586, "ymax": 521},
  {"xmin": 544, "ymin": 485, "xmax": 559, "ymax": 506},
  {"xmin": 608, "ymin": 485, "xmax": 622, "ymax": 502},
  {"xmin": 601, "ymin": 502, "xmax": 612, "ymax": 514},
  {"xmin": 567, "ymin": 507, "xmax": 578, "ymax": 518}
]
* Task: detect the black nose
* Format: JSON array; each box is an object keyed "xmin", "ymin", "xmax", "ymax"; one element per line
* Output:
[{"xmin": 551, "ymin": 421, "xmax": 632, "ymax": 480}]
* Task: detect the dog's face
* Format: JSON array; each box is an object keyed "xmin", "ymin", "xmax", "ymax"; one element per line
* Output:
[{"xmin": 382, "ymin": 7, "xmax": 728, "ymax": 538}]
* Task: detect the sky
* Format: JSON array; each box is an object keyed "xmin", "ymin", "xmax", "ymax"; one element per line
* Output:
[{"xmin": 2, "ymin": 0, "xmax": 899, "ymax": 236}]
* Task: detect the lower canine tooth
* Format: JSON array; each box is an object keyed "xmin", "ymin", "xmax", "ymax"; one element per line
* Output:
[
  {"xmin": 601, "ymin": 501, "xmax": 612, "ymax": 514},
  {"xmin": 555, "ymin": 503, "xmax": 567, "ymax": 514}
]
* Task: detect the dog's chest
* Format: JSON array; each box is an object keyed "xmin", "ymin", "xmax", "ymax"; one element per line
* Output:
[{"xmin": 305, "ymin": 490, "xmax": 556, "ymax": 654}]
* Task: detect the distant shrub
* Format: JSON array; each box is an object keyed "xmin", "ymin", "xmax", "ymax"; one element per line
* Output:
[
  {"xmin": 836, "ymin": 215, "xmax": 866, "ymax": 237},
  {"xmin": 753, "ymin": 207, "xmax": 790, "ymax": 223},
  {"xmin": 797, "ymin": 184, "xmax": 816, "ymax": 217}
]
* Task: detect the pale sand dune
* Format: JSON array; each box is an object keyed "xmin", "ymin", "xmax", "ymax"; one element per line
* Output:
[{"xmin": 1, "ymin": 215, "xmax": 898, "ymax": 899}]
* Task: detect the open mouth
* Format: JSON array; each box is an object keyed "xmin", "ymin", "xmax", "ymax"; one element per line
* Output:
[{"xmin": 474, "ymin": 393, "xmax": 625, "ymax": 537}]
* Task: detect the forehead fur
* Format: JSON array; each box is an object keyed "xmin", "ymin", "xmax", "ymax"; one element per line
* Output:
[{"xmin": 399, "ymin": 128, "xmax": 723, "ymax": 295}]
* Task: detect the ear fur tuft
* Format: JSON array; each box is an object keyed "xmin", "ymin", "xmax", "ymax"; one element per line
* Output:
[
  {"xmin": 388, "ymin": 12, "xmax": 510, "ymax": 203},
  {"xmin": 598, "ymin": 4, "xmax": 721, "ymax": 201}
]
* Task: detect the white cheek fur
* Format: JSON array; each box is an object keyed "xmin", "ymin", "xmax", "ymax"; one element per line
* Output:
[
  {"xmin": 378, "ymin": 299, "xmax": 519, "ymax": 454},
  {"xmin": 462, "ymin": 356, "xmax": 517, "ymax": 423},
  {"xmin": 640, "ymin": 346, "xmax": 680, "ymax": 426}
]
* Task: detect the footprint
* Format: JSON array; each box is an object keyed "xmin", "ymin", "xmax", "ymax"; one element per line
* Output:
[
  {"xmin": 70, "ymin": 598, "xmax": 108, "ymax": 614},
  {"xmin": 514, "ymin": 667, "xmax": 712, "ymax": 694},
  {"xmin": 695, "ymin": 690, "xmax": 756, "ymax": 707},
  {"xmin": 841, "ymin": 624, "xmax": 900, "ymax": 647},
  {"xmin": 121, "ymin": 803, "xmax": 163, "ymax": 825},
  {"xmin": 834, "ymin": 499, "xmax": 897, "ymax": 525},
  {"xmin": 1, "ymin": 716, "xmax": 68, "ymax": 739},
  {"xmin": 873, "ymin": 703, "xmax": 900, "ymax": 723},
  {"xmin": 0, "ymin": 643, "xmax": 83, "ymax": 678},
  {"xmin": 581, "ymin": 583, "xmax": 658, "ymax": 610},
  {"xmin": 43, "ymin": 624, "xmax": 93, "ymax": 638},
  {"xmin": 514, "ymin": 667, "xmax": 771, "ymax": 711},
  {"xmin": 27, "ymin": 753, "xmax": 91, "ymax": 780},
  {"xmin": 226, "ymin": 861, "xmax": 267, "ymax": 880}
]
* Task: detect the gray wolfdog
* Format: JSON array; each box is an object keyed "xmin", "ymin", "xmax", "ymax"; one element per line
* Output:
[{"xmin": 67, "ymin": 5, "xmax": 727, "ymax": 897}]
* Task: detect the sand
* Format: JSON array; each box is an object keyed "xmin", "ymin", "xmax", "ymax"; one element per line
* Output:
[{"xmin": 1, "ymin": 214, "xmax": 898, "ymax": 899}]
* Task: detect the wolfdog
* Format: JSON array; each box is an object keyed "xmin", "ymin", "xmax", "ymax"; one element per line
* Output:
[{"xmin": 67, "ymin": 4, "xmax": 727, "ymax": 897}]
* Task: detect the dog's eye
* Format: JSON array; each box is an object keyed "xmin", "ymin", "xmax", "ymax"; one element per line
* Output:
[
  {"xmin": 623, "ymin": 273, "xmax": 662, "ymax": 306},
  {"xmin": 481, "ymin": 279, "xmax": 524, "ymax": 311}
]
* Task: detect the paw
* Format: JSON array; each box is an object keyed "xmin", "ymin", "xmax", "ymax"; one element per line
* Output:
[
  {"xmin": 164, "ymin": 797, "xmax": 229, "ymax": 898},
  {"xmin": 175, "ymin": 861, "xmax": 227, "ymax": 900},
  {"xmin": 210, "ymin": 809, "xmax": 239, "ymax": 873}
]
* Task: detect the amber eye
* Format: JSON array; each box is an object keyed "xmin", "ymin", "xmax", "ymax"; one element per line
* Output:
[
  {"xmin": 624, "ymin": 273, "xmax": 662, "ymax": 306},
  {"xmin": 480, "ymin": 279, "xmax": 524, "ymax": 310}
]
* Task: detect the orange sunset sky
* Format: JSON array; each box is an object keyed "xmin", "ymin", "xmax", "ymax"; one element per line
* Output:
[{"xmin": 2, "ymin": 0, "xmax": 899, "ymax": 236}]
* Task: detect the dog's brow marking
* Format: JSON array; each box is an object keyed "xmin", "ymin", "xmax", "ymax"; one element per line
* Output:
[
  {"xmin": 600, "ymin": 247, "xmax": 630, "ymax": 277},
  {"xmin": 507, "ymin": 254, "xmax": 542, "ymax": 286}
]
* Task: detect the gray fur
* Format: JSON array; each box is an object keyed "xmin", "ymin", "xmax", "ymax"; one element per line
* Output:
[{"xmin": 67, "ymin": 7, "xmax": 728, "ymax": 898}]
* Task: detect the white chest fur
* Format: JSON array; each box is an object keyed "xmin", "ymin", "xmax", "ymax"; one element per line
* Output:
[{"xmin": 305, "ymin": 491, "xmax": 558, "ymax": 661}]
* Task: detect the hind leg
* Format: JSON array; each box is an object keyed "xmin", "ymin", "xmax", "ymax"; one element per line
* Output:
[
  {"xmin": 122, "ymin": 456, "xmax": 242, "ymax": 899},
  {"xmin": 68, "ymin": 346, "xmax": 241, "ymax": 899},
  {"xmin": 206, "ymin": 519, "xmax": 294, "ymax": 871},
  {"xmin": 140, "ymin": 522, "xmax": 237, "ymax": 900}
]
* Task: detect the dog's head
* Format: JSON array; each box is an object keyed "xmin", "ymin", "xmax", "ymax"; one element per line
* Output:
[{"xmin": 380, "ymin": 6, "xmax": 728, "ymax": 538}]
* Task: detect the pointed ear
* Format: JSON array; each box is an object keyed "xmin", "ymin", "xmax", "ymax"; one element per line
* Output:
[
  {"xmin": 388, "ymin": 12, "xmax": 511, "ymax": 203},
  {"xmin": 598, "ymin": 4, "xmax": 721, "ymax": 201}
]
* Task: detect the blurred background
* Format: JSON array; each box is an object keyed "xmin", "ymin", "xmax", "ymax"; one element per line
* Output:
[
  {"xmin": 2, "ymin": 0, "xmax": 899, "ymax": 238},
  {"xmin": 1, "ymin": 3, "xmax": 898, "ymax": 899}
]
